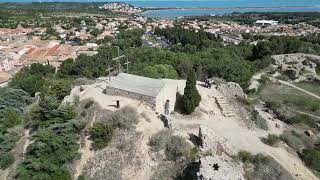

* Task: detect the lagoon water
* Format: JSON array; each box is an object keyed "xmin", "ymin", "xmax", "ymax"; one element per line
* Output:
[
  {"xmin": 130, "ymin": 0, "xmax": 320, "ymax": 8},
  {"xmin": 140, "ymin": 6, "xmax": 320, "ymax": 19},
  {"xmin": 130, "ymin": 0, "xmax": 320, "ymax": 18},
  {"xmin": 1, "ymin": 0, "xmax": 320, "ymax": 18}
]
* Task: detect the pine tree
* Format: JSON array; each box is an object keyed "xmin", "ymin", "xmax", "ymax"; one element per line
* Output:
[{"xmin": 182, "ymin": 70, "xmax": 201, "ymax": 114}]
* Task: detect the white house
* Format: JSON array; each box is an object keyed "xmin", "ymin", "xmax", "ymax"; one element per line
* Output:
[{"xmin": 255, "ymin": 20, "xmax": 278, "ymax": 26}]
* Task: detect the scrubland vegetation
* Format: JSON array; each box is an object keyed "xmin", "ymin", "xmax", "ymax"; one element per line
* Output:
[
  {"xmin": 0, "ymin": 88, "xmax": 34, "ymax": 170},
  {"xmin": 148, "ymin": 130, "xmax": 199, "ymax": 179},
  {"xmin": 236, "ymin": 150, "xmax": 293, "ymax": 180},
  {"xmin": 258, "ymin": 74, "xmax": 320, "ymax": 176}
]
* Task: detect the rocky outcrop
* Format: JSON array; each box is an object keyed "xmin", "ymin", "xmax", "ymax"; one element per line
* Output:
[
  {"xmin": 216, "ymin": 82, "xmax": 247, "ymax": 100},
  {"xmin": 197, "ymin": 126, "xmax": 244, "ymax": 180},
  {"xmin": 197, "ymin": 155, "xmax": 245, "ymax": 180},
  {"xmin": 272, "ymin": 53, "xmax": 320, "ymax": 82}
]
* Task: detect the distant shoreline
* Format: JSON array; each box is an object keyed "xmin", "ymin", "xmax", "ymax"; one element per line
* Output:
[{"xmin": 142, "ymin": 5, "xmax": 319, "ymax": 11}]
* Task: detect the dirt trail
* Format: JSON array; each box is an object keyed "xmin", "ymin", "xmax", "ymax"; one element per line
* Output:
[
  {"xmin": 173, "ymin": 86, "xmax": 318, "ymax": 180},
  {"xmin": 278, "ymin": 80, "xmax": 320, "ymax": 100},
  {"xmin": 0, "ymin": 129, "xmax": 31, "ymax": 180},
  {"xmin": 123, "ymin": 105, "xmax": 164, "ymax": 180},
  {"xmin": 74, "ymin": 112, "xmax": 96, "ymax": 179}
]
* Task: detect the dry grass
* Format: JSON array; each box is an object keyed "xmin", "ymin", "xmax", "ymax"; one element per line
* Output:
[
  {"xmin": 83, "ymin": 129, "xmax": 142, "ymax": 180},
  {"xmin": 295, "ymin": 81, "xmax": 320, "ymax": 96}
]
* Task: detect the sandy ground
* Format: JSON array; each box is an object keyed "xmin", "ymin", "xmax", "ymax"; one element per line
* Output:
[
  {"xmin": 254, "ymin": 105, "xmax": 286, "ymax": 135},
  {"xmin": 66, "ymin": 77, "xmax": 318, "ymax": 180},
  {"xmin": 74, "ymin": 113, "xmax": 96, "ymax": 179}
]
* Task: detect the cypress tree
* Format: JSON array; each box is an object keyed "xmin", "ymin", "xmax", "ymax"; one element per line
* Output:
[{"xmin": 182, "ymin": 70, "xmax": 201, "ymax": 114}]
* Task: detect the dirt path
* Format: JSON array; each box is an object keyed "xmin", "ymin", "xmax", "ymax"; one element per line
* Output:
[
  {"xmin": 0, "ymin": 129, "xmax": 30, "ymax": 180},
  {"xmin": 74, "ymin": 112, "xmax": 96, "ymax": 179},
  {"xmin": 278, "ymin": 80, "xmax": 320, "ymax": 100},
  {"xmin": 173, "ymin": 86, "xmax": 318, "ymax": 180},
  {"xmin": 295, "ymin": 110, "xmax": 320, "ymax": 119},
  {"xmin": 123, "ymin": 106, "xmax": 164, "ymax": 180}
]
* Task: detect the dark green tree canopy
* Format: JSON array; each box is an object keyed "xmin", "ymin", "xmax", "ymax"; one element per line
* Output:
[{"xmin": 182, "ymin": 70, "xmax": 201, "ymax": 114}]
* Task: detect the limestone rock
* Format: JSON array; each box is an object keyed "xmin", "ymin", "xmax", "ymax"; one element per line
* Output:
[
  {"xmin": 216, "ymin": 82, "xmax": 247, "ymax": 100},
  {"xmin": 198, "ymin": 125, "xmax": 234, "ymax": 155},
  {"xmin": 272, "ymin": 53, "xmax": 320, "ymax": 82},
  {"xmin": 197, "ymin": 155, "xmax": 245, "ymax": 180}
]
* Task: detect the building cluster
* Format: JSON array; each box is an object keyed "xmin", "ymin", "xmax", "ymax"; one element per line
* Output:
[
  {"xmin": 174, "ymin": 19, "xmax": 320, "ymax": 45},
  {"xmin": 180, "ymin": 19, "xmax": 320, "ymax": 37},
  {"xmin": 0, "ymin": 33, "xmax": 98, "ymax": 84},
  {"xmin": 99, "ymin": 3, "xmax": 143, "ymax": 14},
  {"xmin": 1, "ymin": 11, "xmax": 319, "ymax": 84},
  {"xmin": 0, "ymin": 27, "xmax": 45, "ymax": 42}
]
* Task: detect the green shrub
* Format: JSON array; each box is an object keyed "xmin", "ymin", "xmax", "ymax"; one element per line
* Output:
[
  {"xmin": 148, "ymin": 130, "xmax": 171, "ymax": 152},
  {"xmin": 77, "ymin": 175, "xmax": 85, "ymax": 180},
  {"xmin": 0, "ymin": 152, "xmax": 14, "ymax": 170},
  {"xmin": 90, "ymin": 123, "xmax": 114, "ymax": 149},
  {"xmin": 165, "ymin": 135, "xmax": 192, "ymax": 161},
  {"xmin": 281, "ymin": 131, "xmax": 306, "ymax": 152},
  {"xmin": 287, "ymin": 114, "xmax": 315, "ymax": 127},
  {"xmin": 142, "ymin": 64, "xmax": 179, "ymax": 79},
  {"xmin": 0, "ymin": 88, "xmax": 34, "ymax": 119},
  {"xmin": 236, "ymin": 150, "xmax": 270, "ymax": 166},
  {"xmin": 251, "ymin": 110, "xmax": 268, "ymax": 130},
  {"xmin": 264, "ymin": 134, "xmax": 280, "ymax": 146},
  {"xmin": 302, "ymin": 149, "xmax": 320, "ymax": 172},
  {"xmin": 0, "ymin": 131, "xmax": 20, "ymax": 152},
  {"xmin": 84, "ymin": 100, "xmax": 94, "ymax": 109},
  {"xmin": 0, "ymin": 109, "xmax": 22, "ymax": 133},
  {"xmin": 52, "ymin": 168, "xmax": 72, "ymax": 180},
  {"xmin": 251, "ymin": 153, "xmax": 271, "ymax": 166},
  {"xmin": 110, "ymin": 106, "xmax": 139, "ymax": 129},
  {"xmin": 182, "ymin": 70, "xmax": 201, "ymax": 114},
  {"xmin": 236, "ymin": 150, "xmax": 254, "ymax": 164},
  {"xmin": 185, "ymin": 147, "xmax": 199, "ymax": 161},
  {"xmin": 49, "ymin": 79, "xmax": 72, "ymax": 101},
  {"xmin": 149, "ymin": 131, "xmax": 196, "ymax": 161}
]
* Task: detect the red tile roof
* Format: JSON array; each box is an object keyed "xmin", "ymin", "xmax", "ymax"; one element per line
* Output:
[{"xmin": 46, "ymin": 44, "xmax": 61, "ymax": 56}]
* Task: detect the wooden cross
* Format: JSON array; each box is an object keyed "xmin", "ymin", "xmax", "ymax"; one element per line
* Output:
[
  {"xmin": 124, "ymin": 58, "xmax": 132, "ymax": 73},
  {"xmin": 106, "ymin": 65, "xmax": 113, "ymax": 82},
  {"xmin": 112, "ymin": 55, "xmax": 125, "ymax": 74}
]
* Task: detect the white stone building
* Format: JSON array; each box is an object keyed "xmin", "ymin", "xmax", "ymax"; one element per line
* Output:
[
  {"xmin": 105, "ymin": 73, "xmax": 185, "ymax": 114},
  {"xmin": 255, "ymin": 20, "xmax": 278, "ymax": 26}
]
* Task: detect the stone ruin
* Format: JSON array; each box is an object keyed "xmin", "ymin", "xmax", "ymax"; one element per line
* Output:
[
  {"xmin": 196, "ymin": 126, "xmax": 244, "ymax": 180},
  {"xmin": 272, "ymin": 53, "xmax": 320, "ymax": 82},
  {"xmin": 216, "ymin": 82, "xmax": 247, "ymax": 100}
]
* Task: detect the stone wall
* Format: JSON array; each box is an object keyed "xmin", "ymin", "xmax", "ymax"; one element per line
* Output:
[{"xmin": 105, "ymin": 86, "xmax": 157, "ymax": 109}]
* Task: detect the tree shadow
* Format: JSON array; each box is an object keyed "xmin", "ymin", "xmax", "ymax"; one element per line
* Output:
[{"xmin": 174, "ymin": 92, "xmax": 184, "ymax": 113}]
